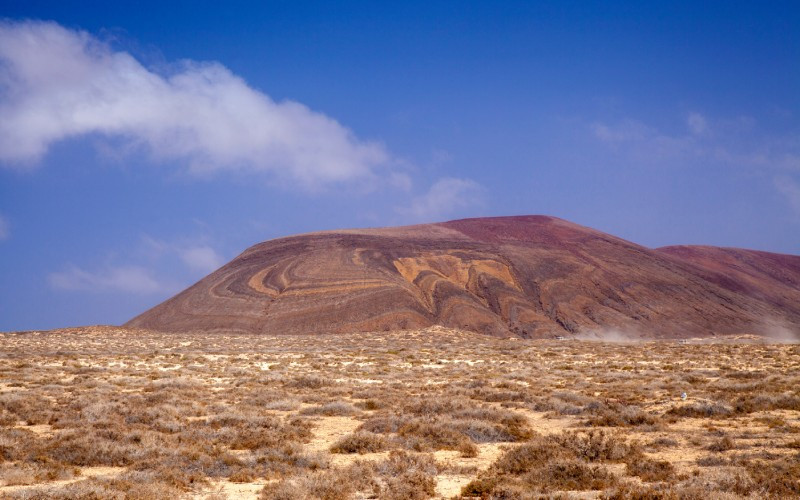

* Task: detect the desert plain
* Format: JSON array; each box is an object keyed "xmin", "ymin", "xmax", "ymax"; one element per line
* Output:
[{"xmin": 0, "ymin": 326, "xmax": 798, "ymax": 499}]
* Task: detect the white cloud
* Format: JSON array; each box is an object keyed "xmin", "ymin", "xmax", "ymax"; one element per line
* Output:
[
  {"xmin": 687, "ymin": 112, "xmax": 708, "ymax": 135},
  {"xmin": 0, "ymin": 214, "xmax": 8, "ymax": 240},
  {"xmin": 49, "ymin": 265, "xmax": 171, "ymax": 294},
  {"xmin": 0, "ymin": 20, "xmax": 392, "ymax": 189},
  {"xmin": 179, "ymin": 245, "xmax": 224, "ymax": 272},
  {"xmin": 399, "ymin": 177, "xmax": 483, "ymax": 222}
]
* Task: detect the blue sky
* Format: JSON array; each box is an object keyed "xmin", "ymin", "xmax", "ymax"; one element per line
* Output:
[{"xmin": 1, "ymin": 1, "xmax": 799, "ymax": 330}]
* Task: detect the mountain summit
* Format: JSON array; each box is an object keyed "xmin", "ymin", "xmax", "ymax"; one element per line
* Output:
[{"xmin": 126, "ymin": 216, "xmax": 800, "ymax": 339}]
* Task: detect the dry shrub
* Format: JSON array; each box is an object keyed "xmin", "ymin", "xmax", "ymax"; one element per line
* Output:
[
  {"xmin": 532, "ymin": 459, "xmax": 616, "ymax": 491},
  {"xmin": 2, "ymin": 472, "xmax": 183, "ymax": 500},
  {"xmin": 0, "ymin": 463, "xmax": 38, "ymax": 486},
  {"xmin": 204, "ymin": 414, "xmax": 312, "ymax": 450},
  {"xmin": 228, "ymin": 468, "xmax": 256, "ymax": 483},
  {"xmin": 464, "ymin": 459, "xmax": 616, "ymax": 496},
  {"xmin": 451, "ymin": 407, "xmax": 532, "ymax": 442},
  {"xmin": 733, "ymin": 393, "xmax": 800, "ymax": 414},
  {"xmin": 0, "ymin": 462, "xmax": 76, "ymax": 485},
  {"xmin": 588, "ymin": 404, "xmax": 661, "ymax": 428},
  {"xmin": 625, "ymin": 457, "xmax": 675, "ymax": 483},
  {"xmin": 41, "ymin": 429, "xmax": 144, "ymax": 466},
  {"xmin": 462, "ymin": 431, "xmax": 627, "ymax": 496},
  {"xmin": 0, "ymin": 393, "xmax": 53, "ymax": 425},
  {"xmin": 261, "ymin": 452, "xmax": 436, "ymax": 500},
  {"xmin": 359, "ymin": 415, "xmax": 409, "ymax": 434},
  {"xmin": 374, "ymin": 451, "xmax": 437, "ymax": 499},
  {"xmin": 255, "ymin": 442, "xmax": 329, "ymax": 474},
  {"xmin": 299, "ymin": 401, "xmax": 359, "ymax": 416},
  {"xmin": 397, "ymin": 420, "xmax": 478, "ymax": 457},
  {"xmin": 601, "ymin": 483, "xmax": 681, "ymax": 499},
  {"xmin": 402, "ymin": 398, "xmax": 465, "ymax": 416},
  {"xmin": 695, "ymin": 455, "xmax": 729, "ymax": 467},
  {"xmin": 744, "ymin": 458, "xmax": 800, "ymax": 497},
  {"xmin": 707, "ymin": 435, "xmax": 735, "ymax": 452},
  {"xmin": 261, "ymin": 399, "xmax": 301, "ymax": 411},
  {"xmin": 453, "ymin": 419, "xmax": 523, "ymax": 444},
  {"xmin": 357, "ymin": 399, "xmax": 530, "ymax": 457},
  {"xmin": 490, "ymin": 438, "xmax": 571, "ymax": 474},
  {"xmin": 0, "ymin": 428, "xmax": 37, "ymax": 462},
  {"xmin": 461, "ymin": 476, "xmax": 502, "ymax": 498},
  {"xmin": 647, "ymin": 437, "xmax": 679, "ymax": 450},
  {"xmin": 544, "ymin": 391, "xmax": 603, "ymax": 416},
  {"xmin": 0, "ymin": 410, "xmax": 17, "ymax": 427},
  {"xmin": 355, "ymin": 399, "xmax": 385, "ymax": 410},
  {"xmin": 285, "ymin": 375, "xmax": 329, "ymax": 389},
  {"xmin": 330, "ymin": 432, "xmax": 388, "ymax": 454},
  {"xmin": 261, "ymin": 475, "xmax": 353, "ymax": 500},
  {"xmin": 666, "ymin": 401, "xmax": 733, "ymax": 418},
  {"xmin": 469, "ymin": 387, "xmax": 531, "ymax": 403},
  {"xmin": 554, "ymin": 430, "xmax": 638, "ymax": 462}
]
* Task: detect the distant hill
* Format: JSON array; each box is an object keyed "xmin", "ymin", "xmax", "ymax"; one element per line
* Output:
[{"xmin": 126, "ymin": 215, "xmax": 800, "ymax": 339}]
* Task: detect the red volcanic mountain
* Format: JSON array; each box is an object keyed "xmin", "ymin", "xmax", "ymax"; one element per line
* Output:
[{"xmin": 126, "ymin": 216, "xmax": 800, "ymax": 339}]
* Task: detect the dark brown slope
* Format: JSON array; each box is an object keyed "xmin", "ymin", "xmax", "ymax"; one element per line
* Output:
[{"xmin": 126, "ymin": 216, "xmax": 800, "ymax": 339}]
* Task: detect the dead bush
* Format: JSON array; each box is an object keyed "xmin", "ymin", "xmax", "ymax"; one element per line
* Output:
[
  {"xmin": 260, "ymin": 461, "xmax": 380, "ymax": 500},
  {"xmin": 330, "ymin": 432, "xmax": 388, "ymax": 454},
  {"xmin": 374, "ymin": 451, "xmax": 437, "ymax": 499},
  {"xmin": 625, "ymin": 457, "xmax": 675, "ymax": 482},
  {"xmin": 707, "ymin": 435, "xmax": 735, "ymax": 452},
  {"xmin": 744, "ymin": 458, "xmax": 800, "ymax": 497},
  {"xmin": 398, "ymin": 420, "xmax": 477, "ymax": 456},
  {"xmin": 589, "ymin": 404, "xmax": 661, "ymax": 428},
  {"xmin": 666, "ymin": 401, "xmax": 733, "ymax": 418},
  {"xmin": 299, "ymin": 401, "xmax": 359, "ymax": 416},
  {"xmin": 554, "ymin": 430, "xmax": 638, "ymax": 462},
  {"xmin": 286, "ymin": 375, "xmax": 330, "ymax": 389}
]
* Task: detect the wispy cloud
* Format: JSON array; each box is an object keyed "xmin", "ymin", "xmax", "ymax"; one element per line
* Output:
[
  {"xmin": 139, "ymin": 235, "xmax": 225, "ymax": 272},
  {"xmin": 178, "ymin": 245, "xmax": 225, "ymax": 273},
  {"xmin": 776, "ymin": 177, "xmax": 800, "ymax": 216},
  {"xmin": 0, "ymin": 214, "xmax": 8, "ymax": 240},
  {"xmin": 591, "ymin": 117, "xmax": 696, "ymax": 162},
  {"xmin": 50, "ymin": 233, "xmax": 225, "ymax": 295},
  {"xmin": 591, "ymin": 112, "xmax": 800, "ymax": 216},
  {"xmin": 591, "ymin": 112, "xmax": 800, "ymax": 171},
  {"xmin": 686, "ymin": 112, "xmax": 708, "ymax": 135},
  {"xmin": 398, "ymin": 177, "xmax": 483, "ymax": 222},
  {"xmin": 49, "ymin": 265, "xmax": 173, "ymax": 294},
  {"xmin": 0, "ymin": 20, "xmax": 394, "ymax": 189}
]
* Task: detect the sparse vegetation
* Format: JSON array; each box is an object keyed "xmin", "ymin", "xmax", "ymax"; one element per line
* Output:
[{"xmin": 0, "ymin": 326, "xmax": 797, "ymax": 498}]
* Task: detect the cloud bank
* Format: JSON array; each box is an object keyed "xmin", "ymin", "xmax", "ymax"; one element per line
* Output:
[{"xmin": 0, "ymin": 20, "xmax": 390, "ymax": 189}]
